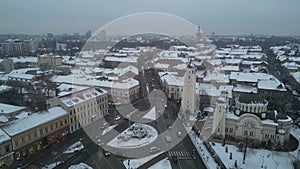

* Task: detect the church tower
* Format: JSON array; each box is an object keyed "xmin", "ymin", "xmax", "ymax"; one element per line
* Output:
[
  {"xmin": 212, "ymin": 96, "xmax": 226, "ymax": 138},
  {"xmin": 180, "ymin": 69, "xmax": 197, "ymax": 125},
  {"xmin": 196, "ymin": 25, "xmax": 202, "ymax": 39}
]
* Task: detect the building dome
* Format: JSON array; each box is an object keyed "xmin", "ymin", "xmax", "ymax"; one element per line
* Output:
[{"xmin": 235, "ymin": 93, "xmax": 268, "ymax": 116}]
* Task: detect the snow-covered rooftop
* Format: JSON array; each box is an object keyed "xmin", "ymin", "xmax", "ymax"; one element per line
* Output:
[
  {"xmin": 0, "ymin": 85, "xmax": 12, "ymax": 92},
  {"xmin": 291, "ymin": 72, "xmax": 300, "ymax": 83},
  {"xmin": 8, "ymin": 73, "xmax": 35, "ymax": 80},
  {"xmin": 230, "ymin": 72, "xmax": 274, "ymax": 83},
  {"xmin": 233, "ymin": 85, "xmax": 257, "ymax": 93},
  {"xmin": 257, "ymin": 79, "xmax": 287, "ymax": 91},
  {"xmin": 10, "ymin": 56, "xmax": 37, "ymax": 63},
  {"xmin": 203, "ymin": 71, "xmax": 229, "ymax": 84},
  {"xmin": 0, "ymin": 115, "xmax": 9, "ymax": 123},
  {"xmin": 160, "ymin": 74, "xmax": 184, "ymax": 86},
  {"xmin": 59, "ymin": 87, "xmax": 107, "ymax": 108},
  {"xmin": 53, "ymin": 75, "xmax": 139, "ymax": 90},
  {"xmin": 0, "ymin": 128, "xmax": 10, "ymax": 144},
  {"xmin": 104, "ymin": 56, "xmax": 138, "ymax": 63},
  {"xmin": 0, "ymin": 103, "xmax": 26, "ymax": 115},
  {"xmin": 1, "ymin": 106, "xmax": 68, "ymax": 136},
  {"xmin": 197, "ymin": 83, "xmax": 233, "ymax": 98}
]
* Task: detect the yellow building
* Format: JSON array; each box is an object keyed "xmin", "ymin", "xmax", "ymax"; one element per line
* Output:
[
  {"xmin": 1, "ymin": 106, "xmax": 69, "ymax": 161},
  {"xmin": 47, "ymin": 87, "xmax": 108, "ymax": 133},
  {"xmin": 0, "ymin": 129, "xmax": 13, "ymax": 167},
  {"xmin": 37, "ymin": 53, "xmax": 62, "ymax": 68}
]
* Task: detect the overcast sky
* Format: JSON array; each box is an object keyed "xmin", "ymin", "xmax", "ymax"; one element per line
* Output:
[{"xmin": 1, "ymin": 0, "xmax": 300, "ymax": 35}]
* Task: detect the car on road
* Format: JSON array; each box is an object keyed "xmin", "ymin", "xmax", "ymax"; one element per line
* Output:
[
  {"xmin": 103, "ymin": 149, "xmax": 111, "ymax": 157},
  {"xmin": 166, "ymin": 135, "xmax": 172, "ymax": 142},
  {"xmin": 177, "ymin": 131, "xmax": 182, "ymax": 137},
  {"xmin": 100, "ymin": 122, "xmax": 108, "ymax": 129},
  {"xmin": 115, "ymin": 115, "xmax": 121, "ymax": 121},
  {"xmin": 149, "ymin": 146, "xmax": 160, "ymax": 153}
]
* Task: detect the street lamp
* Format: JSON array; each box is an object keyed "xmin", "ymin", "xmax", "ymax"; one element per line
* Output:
[{"xmin": 243, "ymin": 134, "xmax": 248, "ymax": 164}]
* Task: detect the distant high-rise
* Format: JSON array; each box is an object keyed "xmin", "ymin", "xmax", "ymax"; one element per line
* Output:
[
  {"xmin": 85, "ymin": 30, "xmax": 92, "ymax": 39},
  {"xmin": 99, "ymin": 30, "xmax": 107, "ymax": 41},
  {"xmin": 0, "ymin": 39, "xmax": 38, "ymax": 57},
  {"xmin": 47, "ymin": 33, "xmax": 54, "ymax": 39},
  {"xmin": 196, "ymin": 25, "xmax": 203, "ymax": 39}
]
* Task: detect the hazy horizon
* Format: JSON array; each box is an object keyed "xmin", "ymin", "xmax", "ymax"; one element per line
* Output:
[{"xmin": 1, "ymin": 0, "xmax": 300, "ymax": 36}]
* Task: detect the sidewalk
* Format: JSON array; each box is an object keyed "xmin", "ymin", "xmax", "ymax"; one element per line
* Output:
[
  {"xmin": 187, "ymin": 129, "xmax": 219, "ymax": 169},
  {"xmin": 15, "ymin": 129, "xmax": 89, "ymax": 168}
]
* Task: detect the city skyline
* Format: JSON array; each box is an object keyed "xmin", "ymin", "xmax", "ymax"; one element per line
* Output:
[{"xmin": 1, "ymin": 0, "xmax": 300, "ymax": 35}]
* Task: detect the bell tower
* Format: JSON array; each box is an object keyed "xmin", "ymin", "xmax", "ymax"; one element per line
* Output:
[{"xmin": 180, "ymin": 68, "xmax": 197, "ymax": 125}]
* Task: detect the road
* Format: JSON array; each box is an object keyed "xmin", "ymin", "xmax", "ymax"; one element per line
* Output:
[{"xmin": 29, "ymin": 56, "xmax": 207, "ymax": 169}]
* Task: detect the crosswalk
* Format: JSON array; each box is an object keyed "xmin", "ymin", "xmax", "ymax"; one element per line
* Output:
[{"xmin": 168, "ymin": 151, "xmax": 189, "ymax": 157}]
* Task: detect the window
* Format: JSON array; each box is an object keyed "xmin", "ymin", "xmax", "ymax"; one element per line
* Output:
[
  {"xmin": 244, "ymin": 131, "xmax": 248, "ymax": 136},
  {"xmin": 55, "ymin": 122, "xmax": 58, "ymax": 129},
  {"xmin": 225, "ymin": 128, "xmax": 228, "ymax": 132},
  {"xmin": 249, "ymin": 131, "xmax": 254, "ymax": 136},
  {"xmin": 265, "ymin": 134, "xmax": 269, "ymax": 139},
  {"xmin": 21, "ymin": 138, "xmax": 25, "ymax": 144},
  {"xmin": 5, "ymin": 145, "xmax": 10, "ymax": 153},
  {"xmin": 65, "ymin": 119, "xmax": 68, "ymax": 124},
  {"xmin": 40, "ymin": 129, "xmax": 43, "ymax": 136}
]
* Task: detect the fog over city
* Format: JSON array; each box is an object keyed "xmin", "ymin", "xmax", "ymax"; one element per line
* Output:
[
  {"xmin": 1, "ymin": 1, "xmax": 300, "ymax": 169},
  {"xmin": 1, "ymin": 0, "xmax": 300, "ymax": 35}
]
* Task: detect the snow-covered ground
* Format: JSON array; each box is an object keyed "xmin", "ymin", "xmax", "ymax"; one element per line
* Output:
[
  {"xmin": 149, "ymin": 157, "xmax": 172, "ymax": 169},
  {"xmin": 209, "ymin": 125, "xmax": 300, "ymax": 169},
  {"xmin": 68, "ymin": 163, "xmax": 93, "ymax": 169},
  {"xmin": 102, "ymin": 124, "xmax": 118, "ymax": 135},
  {"xmin": 123, "ymin": 152, "xmax": 163, "ymax": 169},
  {"xmin": 63, "ymin": 141, "xmax": 84, "ymax": 154},
  {"xmin": 212, "ymin": 142, "xmax": 295, "ymax": 169},
  {"xmin": 108, "ymin": 123, "xmax": 158, "ymax": 148},
  {"xmin": 143, "ymin": 106, "xmax": 158, "ymax": 120},
  {"xmin": 188, "ymin": 122, "xmax": 300, "ymax": 169}
]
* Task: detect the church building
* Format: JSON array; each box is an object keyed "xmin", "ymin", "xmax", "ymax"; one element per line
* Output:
[{"xmin": 212, "ymin": 92, "xmax": 292, "ymax": 146}]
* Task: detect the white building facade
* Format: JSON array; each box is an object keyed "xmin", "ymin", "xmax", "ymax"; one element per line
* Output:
[{"xmin": 212, "ymin": 93, "xmax": 292, "ymax": 146}]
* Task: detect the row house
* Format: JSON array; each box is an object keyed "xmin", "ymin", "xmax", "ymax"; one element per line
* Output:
[{"xmin": 1, "ymin": 106, "xmax": 69, "ymax": 161}]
